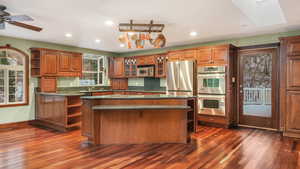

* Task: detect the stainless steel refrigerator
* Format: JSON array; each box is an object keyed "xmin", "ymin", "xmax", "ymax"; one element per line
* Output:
[{"xmin": 166, "ymin": 60, "xmax": 196, "ymax": 96}]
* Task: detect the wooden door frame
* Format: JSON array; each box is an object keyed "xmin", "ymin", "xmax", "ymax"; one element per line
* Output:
[{"xmin": 237, "ymin": 44, "xmax": 280, "ymax": 130}]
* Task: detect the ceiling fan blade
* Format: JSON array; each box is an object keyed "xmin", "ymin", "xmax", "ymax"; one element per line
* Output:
[
  {"xmin": 8, "ymin": 21, "xmax": 42, "ymax": 32},
  {"xmin": 4, "ymin": 15, "xmax": 34, "ymax": 22},
  {"xmin": 0, "ymin": 22, "xmax": 5, "ymax": 29}
]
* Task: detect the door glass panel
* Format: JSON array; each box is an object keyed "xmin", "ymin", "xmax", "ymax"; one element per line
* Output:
[{"xmin": 242, "ymin": 53, "xmax": 272, "ymax": 117}]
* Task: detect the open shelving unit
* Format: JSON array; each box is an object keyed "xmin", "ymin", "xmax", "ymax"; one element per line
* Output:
[
  {"xmin": 187, "ymin": 98, "xmax": 197, "ymax": 139},
  {"xmin": 66, "ymin": 96, "xmax": 82, "ymax": 128},
  {"xmin": 31, "ymin": 50, "xmax": 41, "ymax": 77}
]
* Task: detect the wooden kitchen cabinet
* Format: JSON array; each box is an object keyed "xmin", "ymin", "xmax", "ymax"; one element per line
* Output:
[
  {"xmin": 212, "ymin": 47, "xmax": 228, "ymax": 64},
  {"xmin": 280, "ymin": 35, "xmax": 300, "ymax": 138},
  {"xmin": 30, "ymin": 48, "xmax": 82, "ymax": 77},
  {"xmin": 155, "ymin": 54, "xmax": 167, "ymax": 78},
  {"xmin": 136, "ymin": 55, "xmax": 156, "ymax": 65},
  {"xmin": 58, "ymin": 52, "xmax": 82, "ymax": 77},
  {"xmin": 39, "ymin": 77, "xmax": 57, "ymax": 92},
  {"xmin": 111, "ymin": 78, "xmax": 128, "ymax": 90},
  {"xmin": 196, "ymin": 48, "xmax": 212, "ymax": 65},
  {"xmin": 167, "ymin": 50, "xmax": 182, "ymax": 61},
  {"xmin": 109, "ymin": 57, "xmax": 125, "ymax": 78},
  {"xmin": 287, "ymin": 39, "xmax": 300, "ymax": 56},
  {"xmin": 71, "ymin": 53, "xmax": 83, "ymax": 73},
  {"xmin": 124, "ymin": 57, "xmax": 137, "ymax": 77},
  {"xmin": 286, "ymin": 91, "xmax": 300, "ymax": 133},
  {"xmin": 40, "ymin": 50, "xmax": 58, "ymax": 76},
  {"xmin": 196, "ymin": 45, "xmax": 229, "ymax": 65},
  {"xmin": 181, "ymin": 49, "xmax": 197, "ymax": 60},
  {"xmin": 34, "ymin": 94, "xmax": 82, "ymax": 132},
  {"xmin": 287, "ymin": 57, "xmax": 300, "ymax": 90}
]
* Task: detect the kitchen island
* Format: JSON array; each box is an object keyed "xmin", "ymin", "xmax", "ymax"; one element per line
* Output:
[{"xmin": 81, "ymin": 95, "xmax": 196, "ymax": 144}]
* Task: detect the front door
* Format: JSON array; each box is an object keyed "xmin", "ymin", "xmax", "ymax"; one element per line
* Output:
[{"xmin": 238, "ymin": 48, "xmax": 278, "ymax": 129}]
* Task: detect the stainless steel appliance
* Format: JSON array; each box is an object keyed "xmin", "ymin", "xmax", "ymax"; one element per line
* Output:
[
  {"xmin": 198, "ymin": 95, "xmax": 225, "ymax": 116},
  {"xmin": 166, "ymin": 61, "xmax": 195, "ymax": 96},
  {"xmin": 137, "ymin": 66, "xmax": 154, "ymax": 77},
  {"xmin": 198, "ymin": 74, "xmax": 226, "ymax": 94},
  {"xmin": 197, "ymin": 65, "xmax": 226, "ymax": 116},
  {"xmin": 197, "ymin": 66, "xmax": 226, "ymax": 95}
]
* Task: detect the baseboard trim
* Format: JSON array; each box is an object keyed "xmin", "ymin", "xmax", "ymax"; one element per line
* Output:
[
  {"xmin": 0, "ymin": 120, "xmax": 35, "ymax": 131},
  {"xmin": 238, "ymin": 124, "xmax": 280, "ymax": 132}
]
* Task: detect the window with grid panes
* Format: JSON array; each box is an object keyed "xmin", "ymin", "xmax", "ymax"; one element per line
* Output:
[
  {"xmin": 0, "ymin": 47, "xmax": 27, "ymax": 106},
  {"xmin": 80, "ymin": 54, "xmax": 106, "ymax": 86}
]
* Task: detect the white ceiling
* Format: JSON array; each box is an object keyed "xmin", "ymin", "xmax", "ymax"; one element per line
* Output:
[{"xmin": 0, "ymin": 0, "xmax": 300, "ymax": 53}]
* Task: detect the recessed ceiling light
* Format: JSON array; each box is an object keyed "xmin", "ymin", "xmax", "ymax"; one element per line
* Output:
[
  {"xmin": 105, "ymin": 20, "xmax": 114, "ymax": 26},
  {"xmin": 256, "ymin": 0, "xmax": 265, "ymax": 2},
  {"xmin": 65, "ymin": 33, "xmax": 72, "ymax": 38},
  {"xmin": 120, "ymin": 44, "xmax": 125, "ymax": 48},
  {"xmin": 190, "ymin": 31, "xmax": 197, "ymax": 37},
  {"xmin": 95, "ymin": 39, "xmax": 101, "ymax": 43}
]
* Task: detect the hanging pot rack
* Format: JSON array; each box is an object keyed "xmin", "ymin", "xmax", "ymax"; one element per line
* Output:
[{"xmin": 119, "ymin": 20, "xmax": 165, "ymax": 33}]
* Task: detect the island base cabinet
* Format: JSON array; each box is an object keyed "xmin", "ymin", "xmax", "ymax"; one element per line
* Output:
[
  {"xmin": 33, "ymin": 94, "xmax": 82, "ymax": 132},
  {"xmin": 91, "ymin": 110, "xmax": 187, "ymax": 144},
  {"xmin": 81, "ymin": 98, "xmax": 195, "ymax": 145}
]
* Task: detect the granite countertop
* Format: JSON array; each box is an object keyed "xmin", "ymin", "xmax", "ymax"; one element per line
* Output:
[
  {"xmin": 93, "ymin": 105, "xmax": 191, "ymax": 110},
  {"xmin": 79, "ymin": 89, "xmax": 166, "ymax": 93},
  {"xmin": 37, "ymin": 92, "xmax": 86, "ymax": 96},
  {"xmin": 36, "ymin": 89, "xmax": 166, "ymax": 96},
  {"xmin": 81, "ymin": 94, "xmax": 196, "ymax": 100}
]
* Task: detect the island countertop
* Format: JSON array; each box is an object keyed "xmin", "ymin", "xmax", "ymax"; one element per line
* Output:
[{"xmin": 81, "ymin": 94, "xmax": 196, "ymax": 100}]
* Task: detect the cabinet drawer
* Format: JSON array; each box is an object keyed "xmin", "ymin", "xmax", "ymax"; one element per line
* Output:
[{"xmin": 198, "ymin": 114, "xmax": 228, "ymax": 125}]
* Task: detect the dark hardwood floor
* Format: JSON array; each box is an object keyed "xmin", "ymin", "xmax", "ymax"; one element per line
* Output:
[{"xmin": 0, "ymin": 125, "xmax": 299, "ymax": 169}]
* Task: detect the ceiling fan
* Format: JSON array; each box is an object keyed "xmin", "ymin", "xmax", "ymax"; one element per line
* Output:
[{"xmin": 0, "ymin": 5, "xmax": 42, "ymax": 32}]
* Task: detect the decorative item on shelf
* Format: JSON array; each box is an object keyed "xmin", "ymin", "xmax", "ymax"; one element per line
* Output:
[{"xmin": 118, "ymin": 20, "xmax": 166, "ymax": 49}]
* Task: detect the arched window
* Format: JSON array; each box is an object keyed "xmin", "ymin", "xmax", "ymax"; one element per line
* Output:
[{"xmin": 0, "ymin": 45, "xmax": 29, "ymax": 107}]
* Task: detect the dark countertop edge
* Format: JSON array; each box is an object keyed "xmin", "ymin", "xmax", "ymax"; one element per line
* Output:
[
  {"xmin": 92, "ymin": 105, "xmax": 191, "ymax": 110},
  {"xmin": 81, "ymin": 95, "xmax": 196, "ymax": 100},
  {"xmin": 79, "ymin": 89, "xmax": 166, "ymax": 93},
  {"xmin": 36, "ymin": 92, "xmax": 85, "ymax": 96}
]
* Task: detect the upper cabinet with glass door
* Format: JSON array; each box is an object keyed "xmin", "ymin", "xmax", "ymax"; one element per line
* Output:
[{"xmin": 0, "ymin": 46, "xmax": 28, "ymax": 106}]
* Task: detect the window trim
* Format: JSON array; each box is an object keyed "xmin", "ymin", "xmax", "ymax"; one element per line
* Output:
[
  {"xmin": 80, "ymin": 54, "xmax": 106, "ymax": 86},
  {"xmin": 0, "ymin": 45, "xmax": 29, "ymax": 108}
]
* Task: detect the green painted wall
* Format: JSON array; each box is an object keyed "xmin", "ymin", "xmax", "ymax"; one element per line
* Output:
[
  {"xmin": 119, "ymin": 30, "xmax": 300, "ymax": 57},
  {"xmin": 0, "ymin": 35, "xmax": 117, "ymax": 124}
]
